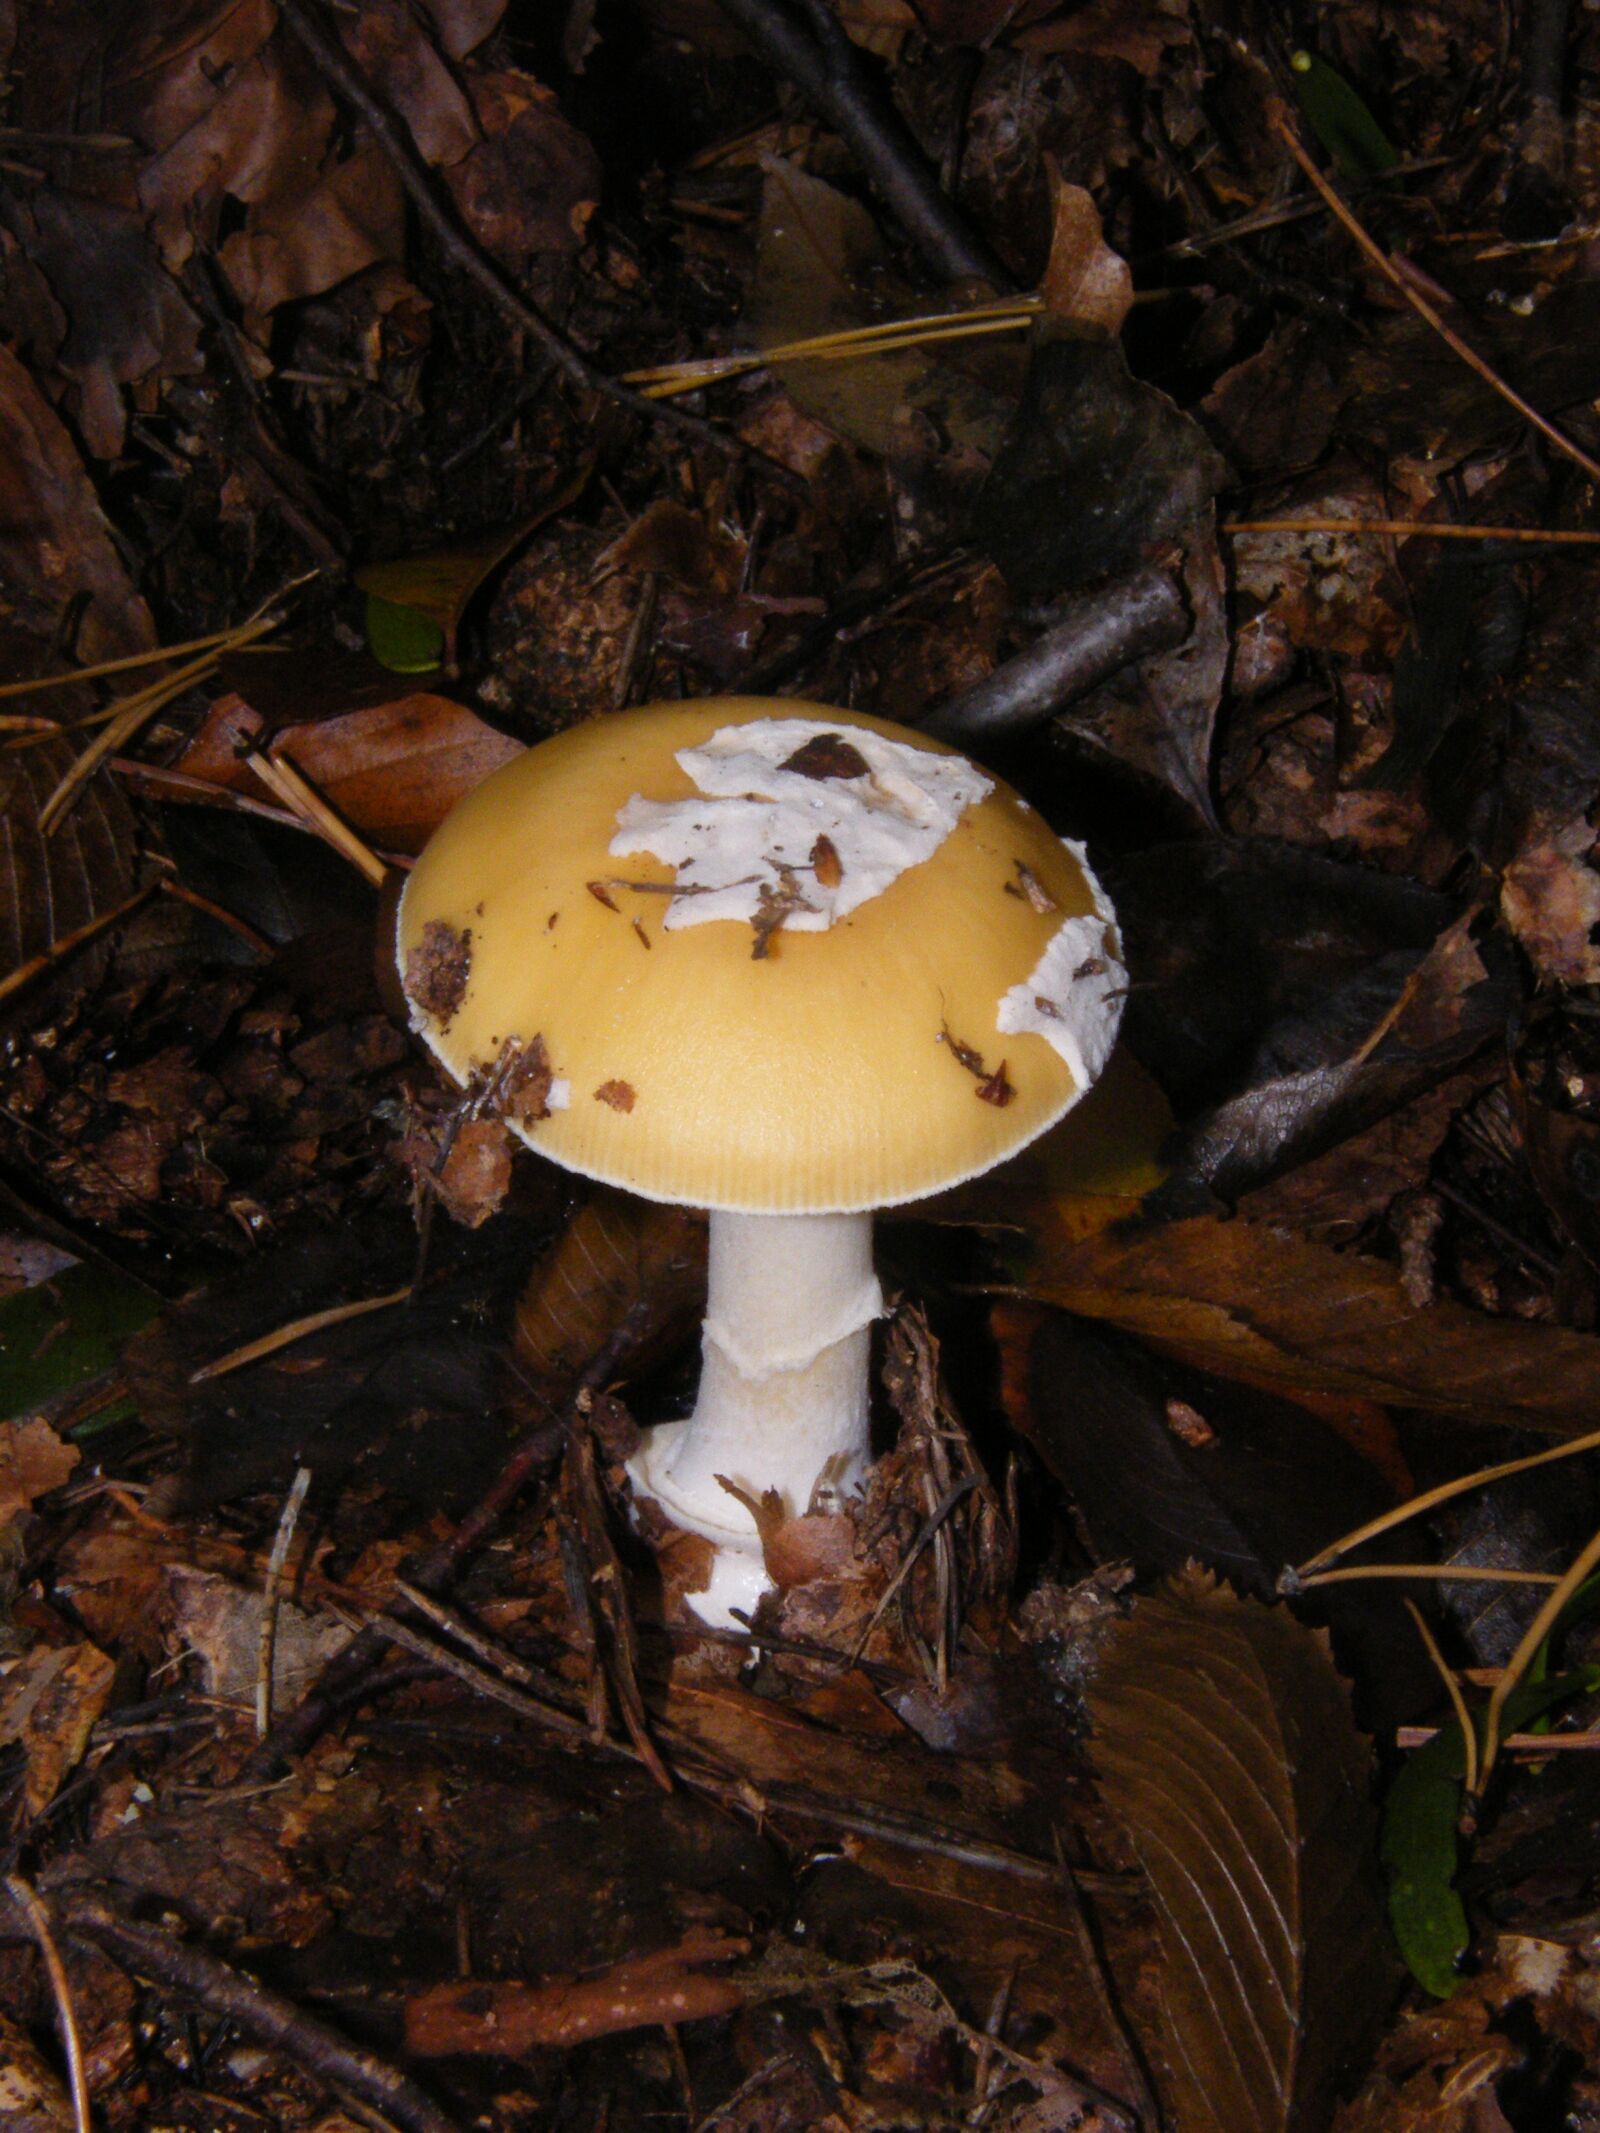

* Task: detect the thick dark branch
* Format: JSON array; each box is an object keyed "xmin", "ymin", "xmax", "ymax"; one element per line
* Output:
[
  {"xmin": 715, "ymin": 0, "xmax": 1009, "ymax": 288},
  {"xmin": 922, "ymin": 566, "xmax": 1188, "ymax": 742},
  {"xmin": 55, "ymin": 1889, "xmax": 457, "ymax": 2133},
  {"xmin": 273, "ymin": 0, "xmax": 764, "ymax": 469}
]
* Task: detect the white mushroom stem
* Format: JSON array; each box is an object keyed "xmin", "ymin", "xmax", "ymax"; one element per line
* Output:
[{"xmin": 628, "ymin": 1209, "xmax": 884, "ymax": 1624}]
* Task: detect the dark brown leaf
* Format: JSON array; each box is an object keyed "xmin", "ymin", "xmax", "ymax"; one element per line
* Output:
[
  {"xmin": 0, "ymin": 345, "xmax": 153, "ymax": 659},
  {"xmin": 1090, "ymin": 1571, "xmax": 1389, "ymax": 2133},
  {"xmin": 172, "ymin": 690, "xmax": 522, "ymax": 854},
  {"xmin": 1024, "ymin": 1209, "xmax": 1600, "ymax": 1437},
  {"xmin": 512, "ymin": 1189, "xmax": 706, "ymax": 1408}
]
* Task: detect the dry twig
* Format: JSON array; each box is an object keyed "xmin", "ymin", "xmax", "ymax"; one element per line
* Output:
[{"xmin": 6, "ymin": 1877, "xmax": 90, "ymax": 2133}]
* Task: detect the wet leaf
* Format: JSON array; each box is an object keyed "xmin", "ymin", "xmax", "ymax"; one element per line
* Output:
[
  {"xmin": 355, "ymin": 470, "xmax": 591, "ymax": 664},
  {"xmin": 1289, "ymin": 50, "xmax": 1400, "ymax": 182},
  {"xmin": 750, "ymin": 159, "xmax": 1016, "ymax": 461},
  {"xmin": 170, "ymin": 690, "xmax": 522, "ymax": 854},
  {"xmin": 1019, "ymin": 1209, "xmax": 1600, "ymax": 1438},
  {"xmin": 363, "ymin": 590, "xmax": 445, "ymax": 674},
  {"xmin": 1090, "ymin": 1570, "xmax": 1389, "ymax": 2133},
  {"xmin": 0, "ymin": 344, "xmax": 153, "ymax": 659},
  {"xmin": 512, "ymin": 1189, "xmax": 705, "ymax": 1411},
  {"xmin": 0, "ymin": 1640, "xmax": 116, "ymax": 1816},
  {"xmin": 1382, "ymin": 1669, "xmax": 1600, "ymax": 1998},
  {"xmin": 972, "ymin": 334, "xmax": 1228, "ymax": 606},
  {"xmin": 0, "ymin": 1264, "xmax": 158, "ymax": 1429},
  {"xmin": 444, "ymin": 67, "xmax": 602, "ymax": 263}
]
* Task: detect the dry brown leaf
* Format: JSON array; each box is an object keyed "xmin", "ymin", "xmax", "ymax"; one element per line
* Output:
[
  {"xmin": 1501, "ymin": 825, "xmax": 1600, "ymax": 986},
  {"xmin": 1090, "ymin": 1571, "xmax": 1388, "ymax": 2133},
  {"xmin": 170, "ymin": 690, "xmax": 522, "ymax": 853},
  {"xmin": 165, "ymin": 1565, "xmax": 351, "ymax": 1711},
  {"xmin": 513, "ymin": 1189, "xmax": 705, "ymax": 1409},
  {"xmin": 0, "ymin": 189, "xmax": 203, "ymax": 458},
  {"xmin": 445, "ymin": 68, "xmax": 602, "ymax": 261},
  {"xmin": 0, "ymin": 344, "xmax": 153, "ymax": 659},
  {"xmin": 1036, "ymin": 162, "xmax": 1132, "ymax": 335},
  {"xmin": 0, "ymin": 1419, "xmax": 80, "ymax": 1524},
  {"xmin": 0, "ymin": 1640, "xmax": 116, "ymax": 1816},
  {"xmin": 1023, "ymin": 1210, "xmax": 1600, "ymax": 1437},
  {"xmin": 343, "ymin": 0, "xmax": 480, "ymax": 168},
  {"xmin": 219, "ymin": 134, "xmax": 408, "ymax": 324},
  {"xmin": 0, "ymin": 2004, "xmax": 75, "ymax": 2130}
]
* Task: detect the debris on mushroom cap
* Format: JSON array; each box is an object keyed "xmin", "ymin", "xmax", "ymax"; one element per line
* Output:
[
  {"xmin": 609, "ymin": 716, "xmax": 992, "ymax": 934},
  {"xmin": 404, "ymin": 919, "xmax": 472, "ymax": 1026},
  {"xmin": 394, "ymin": 698, "xmax": 1128, "ymax": 1214},
  {"xmin": 995, "ymin": 838, "xmax": 1123, "ymax": 1095}
]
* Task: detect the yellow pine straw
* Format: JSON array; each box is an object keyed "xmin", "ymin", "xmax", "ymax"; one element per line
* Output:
[
  {"xmin": 38, "ymin": 648, "xmax": 226, "ymax": 831},
  {"xmin": 1477, "ymin": 1512, "xmax": 1600, "ymax": 1799},
  {"xmin": 1293, "ymin": 1423, "xmax": 1600, "ymax": 1578},
  {"xmin": 1298, "ymin": 1564, "xmax": 1561, "ymax": 1589},
  {"xmin": 1225, "ymin": 518, "xmax": 1600, "ymax": 545},
  {"xmin": 623, "ymin": 298, "xmax": 1042, "ymax": 399},
  {"xmin": 0, "ymin": 622, "xmax": 255, "ymax": 702},
  {"xmin": 6, "ymin": 1875, "xmax": 90, "ymax": 2133},
  {"xmin": 1273, "ymin": 104, "xmax": 1600, "ymax": 489},
  {"xmin": 191, "ymin": 1284, "xmax": 412, "ymax": 1383},
  {"xmin": 34, "ymin": 575, "xmax": 310, "ymax": 828},
  {"xmin": 247, "ymin": 748, "xmax": 389, "ymax": 888},
  {"xmin": 1404, "ymin": 1597, "xmax": 1477, "ymax": 1797},
  {"xmin": 623, "ymin": 293, "xmax": 1043, "ymax": 376},
  {"xmin": 0, "ymin": 879, "xmax": 160, "ymax": 1010}
]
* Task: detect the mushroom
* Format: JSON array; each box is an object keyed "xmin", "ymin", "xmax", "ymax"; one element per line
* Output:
[{"xmin": 395, "ymin": 698, "xmax": 1126, "ymax": 1624}]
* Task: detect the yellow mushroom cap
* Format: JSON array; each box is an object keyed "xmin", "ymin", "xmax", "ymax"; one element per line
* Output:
[{"xmin": 396, "ymin": 697, "xmax": 1124, "ymax": 1214}]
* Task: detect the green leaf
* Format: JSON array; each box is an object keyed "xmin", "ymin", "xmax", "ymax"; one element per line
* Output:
[
  {"xmin": 0, "ymin": 1262, "xmax": 160, "ymax": 1425},
  {"xmin": 1290, "ymin": 49, "xmax": 1400, "ymax": 181},
  {"xmin": 362, "ymin": 592, "xmax": 445, "ymax": 675},
  {"xmin": 354, "ymin": 466, "xmax": 593, "ymax": 668},
  {"xmin": 1381, "ymin": 1667, "xmax": 1600, "ymax": 1996}
]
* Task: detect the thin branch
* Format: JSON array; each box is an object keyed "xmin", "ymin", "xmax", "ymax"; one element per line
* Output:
[
  {"xmin": 1271, "ymin": 101, "xmax": 1600, "ymax": 487},
  {"xmin": 257, "ymin": 1465, "xmax": 314, "ymax": 1739},
  {"xmin": 923, "ymin": 565, "xmax": 1188, "ymax": 742},
  {"xmin": 1225, "ymin": 517, "xmax": 1600, "ymax": 545},
  {"xmin": 241, "ymin": 1306, "xmax": 648, "ymax": 1779},
  {"xmin": 7, "ymin": 1876, "xmax": 90, "ymax": 2133},
  {"xmin": 274, "ymin": 0, "xmax": 774, "ymax": 471},
  {"xmin": 56, "ymin": 1888, "xmax": 457, "ymax": 2133},
  {"xmin": 1290, "ymin": 1424, "xmax": 1600, "ymax": 1578},
  {"xmin": 714, "ymin": 0, "xmax": 1008, "ymax": 287},
  {"xmin": 0, "ymin": 880, "xmax": 161, "ymax": 1011}
]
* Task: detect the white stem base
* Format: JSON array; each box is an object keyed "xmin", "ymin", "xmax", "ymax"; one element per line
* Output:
[{"xmin": 628, "ymin": 1209, "xmax": 882, "ymax": 1626}]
